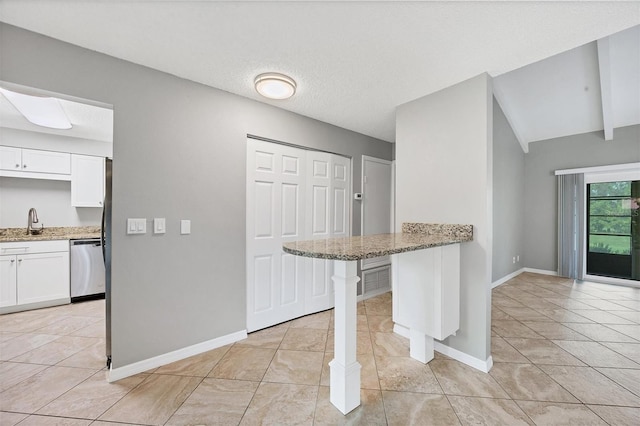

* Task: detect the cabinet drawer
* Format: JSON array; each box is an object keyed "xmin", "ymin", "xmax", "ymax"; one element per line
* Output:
[{"xmin": 0, "ymin": 240, "xmax": 69, "ymax": 254}]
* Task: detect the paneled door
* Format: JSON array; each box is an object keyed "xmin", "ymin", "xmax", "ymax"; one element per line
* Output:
[
  {"xmin": 305, "ymin": 152, "xmax": 351, "ymax": 313},
  {"xmin": 247, "ymin": 138, "xmax": 351, "ymax": 331},
  {"xmin": 247, "ymin": 140, "xmax": 307, "ymax": 331}
]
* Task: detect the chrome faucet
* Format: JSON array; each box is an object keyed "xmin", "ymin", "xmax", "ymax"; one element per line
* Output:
[{"xmin": 27, "ymin": 208, "xmax": 39, "ymax": 235}]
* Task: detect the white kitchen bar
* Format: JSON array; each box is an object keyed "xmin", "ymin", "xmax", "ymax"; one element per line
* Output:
[{"xmin": 283, "ymin": 222, "xmax": 473, "ymax": 414}]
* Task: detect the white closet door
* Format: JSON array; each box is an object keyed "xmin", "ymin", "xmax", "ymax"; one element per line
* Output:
[
  {"xmin": 305, "ymin": 152, "xmax": 351, "ymax": 313},
  {"xmin": 247, "ymin": 139, "xmax": 306, "ymax": 331}
]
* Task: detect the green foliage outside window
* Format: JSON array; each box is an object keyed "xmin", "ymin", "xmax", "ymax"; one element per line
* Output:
[{"xmin": 588, "ymin": 181, "xmax": 634, "ymax": 256}]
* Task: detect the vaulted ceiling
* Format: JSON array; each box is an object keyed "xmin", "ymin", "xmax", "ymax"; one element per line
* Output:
[{"xmin": 0, "ymin": 1, "xmax": 638, "ymax": 144}]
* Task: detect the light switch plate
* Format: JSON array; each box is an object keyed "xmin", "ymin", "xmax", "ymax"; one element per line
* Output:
[
  {"xmin": 127, "ymin": 218, "xmax": 146, "ymax": 235},
  {"xmin": 154, "ymin": 218, "xmax": 166, "ymax": 234},
  {"xmin": 180, "ymin": 219, "xmax": 191, "ymax": 235}
]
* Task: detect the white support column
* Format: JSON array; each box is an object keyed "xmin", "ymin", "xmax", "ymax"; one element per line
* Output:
[
  {"xmin": 329, "ymin": 260, "xmax": 361, "ymax": 414},
  {"xmin": 410, "ymin": 329, "xmax": 435, "ymax": 363}
]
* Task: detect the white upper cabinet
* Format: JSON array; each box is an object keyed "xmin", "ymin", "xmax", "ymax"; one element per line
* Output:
[
  {"xmin": 21, "ymin": 149, "xmax": 71, "ymax": 174},
  {"xmin": 0, "ymin": 146, "xmax": 22, "ymax": 171},
  {"xmin": 71, "ymin": 154, "xmax": 105, "ymax": 208},
  {"xmin": 0, "ymin": 146, "xmax": 71, "ymax": 180}
]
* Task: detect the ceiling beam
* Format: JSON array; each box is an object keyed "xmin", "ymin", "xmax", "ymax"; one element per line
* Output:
[{"xmin": 597, "ymin": 37, "xmax": 614, "ymax": 141}]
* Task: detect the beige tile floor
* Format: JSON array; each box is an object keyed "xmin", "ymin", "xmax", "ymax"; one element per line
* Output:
[{"xmin": 1, "ymin": 272, "xmax": 639, "ymax": 425}]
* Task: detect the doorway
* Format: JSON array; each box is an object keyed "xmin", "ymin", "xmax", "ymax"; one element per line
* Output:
[
  {"xmin": 360, "ymin": 156, "xmax": 393, "ymax": 297},
  {"xmin": 584, "ymin": 168, "xmax": 640, "ymax": 284}
]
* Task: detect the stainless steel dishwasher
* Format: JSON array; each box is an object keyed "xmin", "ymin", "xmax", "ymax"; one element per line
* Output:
[{"xmin": 70, "ymin": 238, "xmax": 106, "ymax": 302}]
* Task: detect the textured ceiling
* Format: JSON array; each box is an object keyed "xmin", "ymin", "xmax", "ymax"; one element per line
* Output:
[{"xmin": 0, "ymin": 1, "xmax": 638, "ymax": 142}]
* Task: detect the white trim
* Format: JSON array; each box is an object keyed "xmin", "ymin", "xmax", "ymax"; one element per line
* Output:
[
  {"xmin": 393, "ymin": 322, "xmax": 410, "ymax": 338},
  {"xmin": 107, "ymin": 330, "xmax": 247, "ymax": 382},
  {"xmin": 523, "ymin": 267, "xmax": 558, "ymax": 276},
  {"xmin": 0, "ymin": 170, "xmax": 71, "ymax": 181},
  {"xmin": 555, "ymin": 162, "xmax": 640, "ymax": 176},
  {"xmin": 491, "ymin": 268, "xmax": 525, "ymax": 288},
  {"xmin": 393, "ymin": 323, "xmax": 493, "ymax": 373},
  {"xmin": 584, "ymin": 274, "xmax": 640, "ymax": 289},
  {"xmin": 0, "ymin": 297, "xmax": 70, "ymax": 315},
  {"xmin": 434, "ymin": 342, "xmax": 494, "ymax": 373}
]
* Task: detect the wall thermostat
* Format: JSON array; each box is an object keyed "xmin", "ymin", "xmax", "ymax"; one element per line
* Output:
[{"xmin": 354, "ymin": 193, "xmax": 363, "ymax": 200}]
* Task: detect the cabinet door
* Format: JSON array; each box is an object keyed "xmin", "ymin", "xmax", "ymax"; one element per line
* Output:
[
  {"xmin": 21, "ymin": 149, "xmax": 71, "ymax": 174},
  {"xmin": 71, "ymin": 155, "xmax": 105, "ymax": 207},
  {"xmin": 0, "ymin": 146, "xmax": 22, "ymax": 171},
  {"xmin": 0, "ymin": 255, "xmax": 18, "ymax": 307},
  {"xmin": 17, "ymin": 252, "xmax": 70, "ymax": 305}
]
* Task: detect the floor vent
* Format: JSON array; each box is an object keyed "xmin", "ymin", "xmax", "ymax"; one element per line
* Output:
[{"xmin": 362, "ymin": 265, "xmax": 391, "ymax": 297}]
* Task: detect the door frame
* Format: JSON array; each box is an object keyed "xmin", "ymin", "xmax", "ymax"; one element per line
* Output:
[
  {"xmin": 360, "ymin": 155, "xmax": 393, "ymax": 271},
  {"xmin": 583, "ymin": 167, "xmax": 640, "ymax": 287}
]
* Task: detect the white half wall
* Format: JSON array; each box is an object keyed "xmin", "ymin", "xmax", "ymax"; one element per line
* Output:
[{"xmin": 395, "ymin": 73, "xmax": 493, "ymax": 362}]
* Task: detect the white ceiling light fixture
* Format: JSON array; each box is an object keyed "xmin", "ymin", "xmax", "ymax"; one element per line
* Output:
[
  {"xmin": 254, "ymin": 73, "xmax": 297, "ymax": 100},
  {"xmin": 0, "ymin": 87, "xmax": 72, "ymax": 129}
]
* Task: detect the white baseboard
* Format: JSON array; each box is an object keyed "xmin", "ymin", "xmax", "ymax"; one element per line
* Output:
[
  {"xmin": 393, "ymin": 323, "xmax": 410, "ymax": 338},
  {"xmin": 0, "ymin": 297, "xmax": 70, "ymax": 315},
  {"xmin": 491, "ymin": 268, "xmax": 525, "ymax": 289},
  {"xmin": 107, "ymin": 329, "xmax": 247, "ymax": 382},
  {"xmin": 433, "ymin": 342, "xmax": 493, "ymax": 373},
  {"xmin": 523, "ymin": 268, "xmax": 558, "ymax": 276},
  {"xmin": 392, "ymin": 323, "xmax": 493, "ymax": 373}
]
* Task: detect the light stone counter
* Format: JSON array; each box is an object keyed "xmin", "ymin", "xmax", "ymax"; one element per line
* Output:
[
  {"xmin": 0, "ymin": 226, "xmax": 101, "ymax": 243},
  {"xmin": 282, "ymin": 224, "xmax": 472, "ymax": 261}
]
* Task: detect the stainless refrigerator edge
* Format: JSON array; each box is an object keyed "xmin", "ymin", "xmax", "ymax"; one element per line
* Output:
[{"xmin": 102, "ymin": 157, "xmax": 113, "ymax": 368}]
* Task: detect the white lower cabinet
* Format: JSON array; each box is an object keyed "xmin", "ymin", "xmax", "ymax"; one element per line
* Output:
[
  {"xmin": 0, "ymin": 240, "xmax": 70, "ymax": 311},
  {"xmin": 0, "ymin": 255, "xmax": 17, "ymax": 307}
]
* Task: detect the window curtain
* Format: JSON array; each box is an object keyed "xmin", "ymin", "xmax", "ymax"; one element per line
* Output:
[{"xmin": 558, "ymin": 173, "xmax": 585, "ymax": 279}]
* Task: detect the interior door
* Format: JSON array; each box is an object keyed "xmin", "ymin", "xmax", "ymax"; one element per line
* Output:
[
  {"xmin": 305, "ymin": 152, "xmax": 351, "ymax": 313},
  {"xmin": 361, "ymin": 156, "xmax": 392, "ymax": 270},
  {"xmin": 247, "ymin": 139, "xmax": 307, "ymax": 331}
]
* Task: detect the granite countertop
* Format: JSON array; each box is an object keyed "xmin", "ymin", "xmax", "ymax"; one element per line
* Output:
[
  {"xmin": 282, "ymin": 223, "xmax": 473, "ymax": 261},
  {"xmin": 0, "ymin": 226, "xmax": 101, "ymax": 243}
]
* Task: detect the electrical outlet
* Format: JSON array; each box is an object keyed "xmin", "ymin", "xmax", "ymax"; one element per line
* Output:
[{"xmin": 512, "ymin": 256, "xmax": 516, "ymax": 264}]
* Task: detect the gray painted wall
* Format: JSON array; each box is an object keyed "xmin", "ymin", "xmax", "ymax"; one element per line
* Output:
[
  {"xmin": 492, "ymin": 98, "xmax": 525, "ymax": 282},
  {"xmin": 396, "ymin": 73, "xmax": 493, "ymax": 362},
  {"xmin": 524, "ymin": 124, "xmax": 640, "ymax": 272},
  {"xmin": 0, "ymin": 23, "xmax": 392, "ymax": 368}
]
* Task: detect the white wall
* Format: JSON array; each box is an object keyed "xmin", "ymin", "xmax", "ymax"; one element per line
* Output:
[
  {"xmin": 396, "ymin": 73, "xmax": 493, "ymax": 362},
  {"xmin": 492, "ymin": 98, "xmax": 525, "ymax": 282},
  {"xmin": 0, "ymin": 177, "xmax": 101, "ymax": 227}
]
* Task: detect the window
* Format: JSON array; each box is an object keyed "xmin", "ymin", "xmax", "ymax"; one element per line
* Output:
[{"xmin": 586, "ymin": 180, "xmax": 639, "ymax": 280}]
